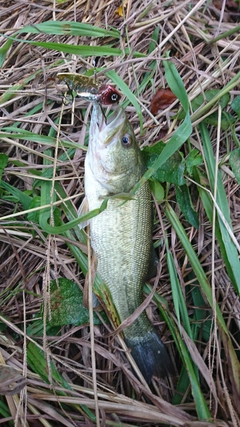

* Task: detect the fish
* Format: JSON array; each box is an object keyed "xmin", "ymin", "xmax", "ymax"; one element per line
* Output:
[{"xmin": 82, "ymin": 103, "xmax": 173, "ymax": 382}]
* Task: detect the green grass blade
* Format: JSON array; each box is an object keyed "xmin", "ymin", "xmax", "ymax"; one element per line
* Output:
[
  {"xmin": 167, "ymin": 249, "xmax": 192, "ymax": 338},
  {"xmin": 0, "ymin": 38, "xmax": 14, "ymax": 67},
  {"xmin": 106, "ymin": 70, "xmax": 143, "ymax": 130},
  {"xmin": 19, "ymin": 21, "xmax": 120, "ymax": 39},
  {"xmin": 144, "ymin": 284, "xmax": 211, "ymax": 420},
  {"xmin": 132, "ymin": 60, "xmax": 192, "ymax": 194},
  {"xmin": 165, "ymin": 203, "xmax": 240, "ymax": 400},
  {"xmin": 0, "ymin": 34, "xmax": 145, "ymax": 59},
  {"xmin": 0, "ymin": 130, "xmax": 82, "ymax": 150},
  {"xmin": 0, "ymin": 181, "xmax": 32, "ymax": 210},
  {"xmin": 163, "ymin": 60, "xmax": 189, "ymax": 113},
  {"xmin": 199, "ymin": 122, "xmax": 240, "ymax": 295}
]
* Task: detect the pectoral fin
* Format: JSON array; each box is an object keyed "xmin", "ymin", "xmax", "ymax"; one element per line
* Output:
[
  {"xmin": 83, "ymin": 252, "xmax": 101, "ymax": 310},
  {"xmin": 78, "ymin": 196, "xmax": 90, "ymax": 229}
]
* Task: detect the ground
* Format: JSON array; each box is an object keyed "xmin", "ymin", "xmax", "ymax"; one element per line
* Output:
[{"xmin": 0, "ymin": 1, "xmax": 240, "ymax": 426}]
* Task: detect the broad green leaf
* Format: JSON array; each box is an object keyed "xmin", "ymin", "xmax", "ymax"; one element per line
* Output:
[
  {"xmin": 192, "ymin": 72, "xmax": 240, "ymax": 122},
  {"xmin": 191, "ymin": 90, "xmax": 230, "ymax": 112},
  {"xmin": 205, "ymin": 111, "xmax": 235, "ymax": 130},
  {"xmin": 229, "ymin": 148, "xmax": 240, "ymax": 184},
  {"xmin": 149, "ymin": 179, "xmax": 164, "ymax": 202},
  {"xmin": 47, "ymin": 278, "xmax": 106, "ymax": 326},
  {"xmin": 142, "ymin": 141, "xmax": 185, "ymax": 185},
  {"xmin": 175, "ymin": 184, "xmax": 199, "ymax": 228},
  {"xmin": 231, "ymin": 95, "xmax": 240, "ymax": 117},
  {"xmin": 0, "ymin": 181, "xmax": 32, "ymax": 210},
  {"xmin": 27, "ymin": 196, "xmax": 41, "ymax": 223},
  {"xmin": 186, "ymin": 150, "xmax": 203, "ymax": 176}
]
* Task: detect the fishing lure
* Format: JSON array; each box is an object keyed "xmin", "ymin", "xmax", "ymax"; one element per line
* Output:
[{"xmin": 57, "ymin": 73, "xmax": 121, "ymax": 105}]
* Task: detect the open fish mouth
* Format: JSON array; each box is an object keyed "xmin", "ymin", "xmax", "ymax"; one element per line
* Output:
[{"xmin": 92, "ymin": 104, "xmax": 126, "ymax": 142}]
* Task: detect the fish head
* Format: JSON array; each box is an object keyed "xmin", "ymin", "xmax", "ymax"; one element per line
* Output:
[{"xmin": 87, "ymin": 103, "xmax": 144, "ymax": 194}]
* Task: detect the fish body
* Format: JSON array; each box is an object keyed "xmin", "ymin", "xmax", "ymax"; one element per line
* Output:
[{"xmin": 84, "ymin": 103, "xmax": 172, "ymax": 381}]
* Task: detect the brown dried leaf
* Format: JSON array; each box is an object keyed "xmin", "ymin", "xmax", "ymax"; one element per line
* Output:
[{"xmin": 150, "ymin": 88, "xmax": 177, "ymax": 115}]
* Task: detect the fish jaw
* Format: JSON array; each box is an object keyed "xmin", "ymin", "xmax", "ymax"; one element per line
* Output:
[{"xmin": 89, "ymin": 103, "xmax": 128, "ymax": 146}]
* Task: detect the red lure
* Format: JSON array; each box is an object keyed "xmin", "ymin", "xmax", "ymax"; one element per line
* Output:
[{"xmin": 97, "ymin": 84, "xmax": 121, "ymax": 105}]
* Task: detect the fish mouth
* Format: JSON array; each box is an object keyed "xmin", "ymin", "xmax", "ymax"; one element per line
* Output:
[{"xmin": 92, "ymin": 104, "xmax": 126, "ymax": 144}]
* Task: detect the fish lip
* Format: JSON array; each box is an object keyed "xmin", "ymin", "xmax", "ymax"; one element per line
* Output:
[
  {"xmin": 104, "ymin": 107, "xmax": 126, "ymax": 145},
  {"xmin": 93, "ymin": 104, "xmax": 125, "ymax": 143},
  {"xmin": 106, "ymin": 106, "xmax": 124, "ymax": 126},
  {"xmin": 90, "ymin": 103, "xmax": 126, "ymax": 148}
]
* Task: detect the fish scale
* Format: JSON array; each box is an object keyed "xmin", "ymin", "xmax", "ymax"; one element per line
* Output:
[{"xmin": 83, "ymin": 103, "xmax": 173, "ymax": 382}]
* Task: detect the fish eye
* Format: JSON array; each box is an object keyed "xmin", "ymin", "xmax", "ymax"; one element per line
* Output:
[
  {"xmin": 121, "ymin": 134, "xmax": 132, "ymax": 147},
  {"xmin": 110, "ymin": 92, "xmax": 119, "ymax": 102}
]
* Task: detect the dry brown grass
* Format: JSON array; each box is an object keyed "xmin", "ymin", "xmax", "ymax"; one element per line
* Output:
[{"xmin": 0, "ymin": 1, "xmax": 240, "ymax": 426}]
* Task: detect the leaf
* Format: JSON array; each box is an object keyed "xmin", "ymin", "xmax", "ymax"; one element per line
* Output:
[
  {"xmin": 0, "ymin": 130, "xmax": 81, "ymax": 150},
  {"xmin": 144, "ymin": 283, "xmax": 211, "ymax": 420},
  {"xmin": 27, "ymin": 196, "xmax": 41, "ymax": 223},
  {"xmin": 192, "ymin": 90, "xmax": 230, "ymax": 112},
  {"xmin": 167, "ymin": 249, "xmax": 193, "ymax": 337},
  {"xmin": 190, "ymin": 285, "xmax": 212, "ymax": 343},
  {"xmin": 149, "ymin": 179, "xmax": 164, "ymax": 202},
  {"xmin": 0, "ymin": 38, "xmax": 14, "ymax": 68},
  {"xmin": 115, "ymin": 0, "xmax": 128, "ymax": 17},
  {"xmin": 27, "ymin": 342, "xmax": 70, "ymax": 388},
  {"xmin": 178, "ymin": 89, "xmax": 232, "ymax": 122},
  {"xmin": 1, "ymin": 34, "xmax": 145, "ymax": 59},
  {"xmin": 205, "ymin": 110, "xmax": 235, "ymax": 130},
  {"xmin": 19, "ymin": 21, "xmax": 120, "ymax": 39},
  {"xmin": 231, "ymin": 95, "xmax": 240, "ymax": 117},
  {"xmin": 186, "ymin": 149, "xmax": 203, "ymax": 176},
  {"xmin": 0, "ymin": 181, "xmax": 32, "ymax": 210},
  {"xmin": 47, "ymin": 278, "xmax": 106, "ymax": 326},
  {"xmin": 175, "ymin": 185, "xmax": 199, "ymax": 228},
  {"xmin": 150, "ymin": 88, "xmax": 177, "ymax": 115},
  {"xmin": 229, "ymin": 148, "xmax": 240, "ymax": 184},
  {"xmin": 105, "ymin": 70, "xmax": 143, "ymax": 131},
  {"xmin": 165, "ymin": 203, "xmax": 240, "ymax": 403},
  {"xmin": 142, "ymin": 141, "xmax": 185, "ymax": 185},
  {"xmin": 0, "ymin": 154, "xmax": 8, "ymax": 181}
]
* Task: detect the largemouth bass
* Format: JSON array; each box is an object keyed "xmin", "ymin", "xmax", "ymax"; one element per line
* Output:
[{"xmin": 83, "ymin": 103, "xmax": 172, "ymax": 382}]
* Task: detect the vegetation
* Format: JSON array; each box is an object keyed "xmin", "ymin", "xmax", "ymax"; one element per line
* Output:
[{"xmin": 0, "ymin": 1, "xmax": 239, "ymax": 426}]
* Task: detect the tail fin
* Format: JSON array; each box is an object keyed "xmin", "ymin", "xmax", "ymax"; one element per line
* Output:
[{"xmin": 125, "ymin": 329, "xmax": 173, "ymax": 383}]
